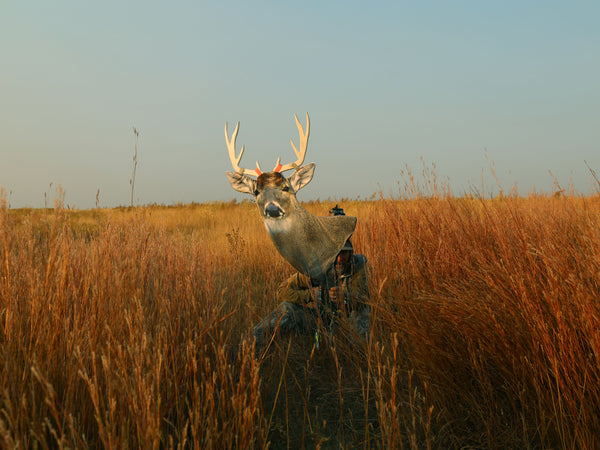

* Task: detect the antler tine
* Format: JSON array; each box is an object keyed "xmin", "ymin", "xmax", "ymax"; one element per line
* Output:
[
  {"xmin": 225, "ymin": 122, "xmax": 261, "ymax": 177},
  {"xmin": 274, "ymin": 112, "xmax": 310, "ymax": 172}
]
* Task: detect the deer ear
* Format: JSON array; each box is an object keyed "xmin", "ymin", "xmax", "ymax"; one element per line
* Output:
[
  {"xmin": 226, "ymin": 171, "xmax": 257, "ymax": 195},
  {"xmin": 289, "ymin": 163, "xmax": 315, "ymax": 192}
]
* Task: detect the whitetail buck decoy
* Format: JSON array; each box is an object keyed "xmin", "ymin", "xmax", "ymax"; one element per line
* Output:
[{"xmin": 225, "ymin": 113, "xmax": 356, "ymax": 285}]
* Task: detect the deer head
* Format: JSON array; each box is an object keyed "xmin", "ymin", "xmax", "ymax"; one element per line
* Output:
[{"xmin": 225, "ymin": 113, "xmax": 356, "ymax": 284}]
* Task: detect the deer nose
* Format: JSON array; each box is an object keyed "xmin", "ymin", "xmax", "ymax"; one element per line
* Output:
[{"xmin": 265, "ymin": 203, "xmax": 284, "ymax": 218}]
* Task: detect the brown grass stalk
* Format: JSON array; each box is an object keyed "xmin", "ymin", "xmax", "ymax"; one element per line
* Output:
[{"xmin": 0, "ymin": 189, "xmax": 598, "ymax": 448}]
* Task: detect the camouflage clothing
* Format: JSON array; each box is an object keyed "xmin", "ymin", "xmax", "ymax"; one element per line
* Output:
[{"xmin": 253, "ymin": 254, "xmax": 370, "ymax": 353}]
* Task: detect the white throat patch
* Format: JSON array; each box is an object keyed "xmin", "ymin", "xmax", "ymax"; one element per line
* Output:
[{"xmin": 264, "ymin": 216, "xmax": 293, "ymax": 235}]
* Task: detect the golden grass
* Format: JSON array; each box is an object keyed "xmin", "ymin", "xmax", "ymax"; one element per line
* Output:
[{"xmin": 1, "ymin": 190, "xmax": 599, "ymax": 448}]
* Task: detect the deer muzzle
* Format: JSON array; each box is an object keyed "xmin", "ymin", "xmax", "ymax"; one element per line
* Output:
[{"xmin": 265, "ymin": 202, "xmax": 284, "ymax": 218}]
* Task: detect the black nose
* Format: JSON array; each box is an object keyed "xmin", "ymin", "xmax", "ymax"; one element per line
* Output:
[{"xmin": 265, "ymin": 204, "xmax": 283, "ymax": 218}]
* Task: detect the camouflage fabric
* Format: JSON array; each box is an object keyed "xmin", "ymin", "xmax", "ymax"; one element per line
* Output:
[
  {"xmin": 277, "ymin": 254, "xmax": 369, "ymax": 308},
  {"xmin": 253, "ymin": 254, "xmax": 371, "ymax": 353}
]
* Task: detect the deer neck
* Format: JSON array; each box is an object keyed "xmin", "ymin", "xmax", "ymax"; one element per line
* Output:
[{"xmin": 263, "ymin": 206, "xmax": 357, "ymax": 283}]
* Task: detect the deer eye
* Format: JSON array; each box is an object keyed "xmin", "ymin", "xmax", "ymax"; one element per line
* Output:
[{"xmin": 253, "ymin": 189, "xmax": 259, "ymax": 196}]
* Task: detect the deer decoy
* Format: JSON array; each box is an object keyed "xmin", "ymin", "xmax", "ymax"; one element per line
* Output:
[{"xmin": 225, "ymin": 113, "xmax": 356, "ymax": 285}]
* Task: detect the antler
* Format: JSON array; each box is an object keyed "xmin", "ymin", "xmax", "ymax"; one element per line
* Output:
[
  {"xmin": 273, "ymin": 113, "xmax": 310, "ymax": 172},
  {"xmin": 225, "ymin": 122, "xmax": 263, "ymax": 177}
]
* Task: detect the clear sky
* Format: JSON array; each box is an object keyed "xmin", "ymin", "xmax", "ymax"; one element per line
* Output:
[{"xmin": 2, "ymin": 1, "xmax": 599, "ymax": 209}]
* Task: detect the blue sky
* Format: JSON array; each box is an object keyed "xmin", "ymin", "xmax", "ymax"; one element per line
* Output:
[{"xmin": 1, "ymin": 1, "xmax": 599, "ymax": 208}]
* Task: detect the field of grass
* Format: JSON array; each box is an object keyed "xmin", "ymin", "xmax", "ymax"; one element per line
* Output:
[{"xmin": 1, "ymin": 188, "xmax": 599, "ymax": 448}]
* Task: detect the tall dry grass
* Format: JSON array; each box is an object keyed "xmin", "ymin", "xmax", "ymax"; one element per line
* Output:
[{"xmin": 0, "ymin": 186, "xmax": 599, "ymax": 448}]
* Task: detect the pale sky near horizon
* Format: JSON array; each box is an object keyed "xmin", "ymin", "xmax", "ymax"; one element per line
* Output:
[{"xmin": 1, "ymin": 1, "xmax": 599, "ymax": 209}]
